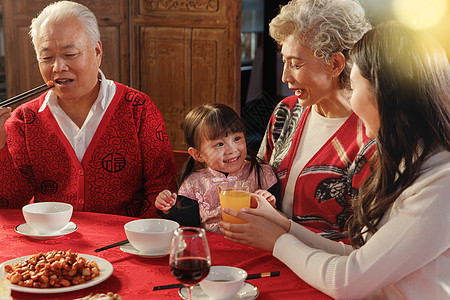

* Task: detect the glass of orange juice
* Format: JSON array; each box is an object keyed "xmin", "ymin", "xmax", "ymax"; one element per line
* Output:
[{"xmin": 218, "ymin": 180, "xmax": 251, "ymax": 224}]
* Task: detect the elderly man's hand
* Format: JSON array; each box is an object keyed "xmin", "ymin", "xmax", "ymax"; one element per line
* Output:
[
  {"xmin": 0, "ymin": 107, "xmax": 11, "ymax": 149},
  {"xmin": 219, "ymin": 194, "xmax": 291, "ymax": 252}
]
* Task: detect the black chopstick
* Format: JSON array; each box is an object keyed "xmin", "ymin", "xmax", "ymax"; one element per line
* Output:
[
  {"xmin": 0, "ymin": 81, "xmax": 55, "ymax": 107},
  {"xmin": 247, "ymin": 271, "xmax": 280, "ymax": 279},
  {"xmin": 94, "ymin": 239, "xmax": 129, "ymax": 252},
  {"xmin": 153, "ymin": 271, "xmax": 280, "ymax": 291}
]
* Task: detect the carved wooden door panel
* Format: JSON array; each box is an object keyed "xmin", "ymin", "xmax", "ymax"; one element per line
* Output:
[
  {"xmin": 131, "ymin": 0, "xmax": 242, "ymax": 151},
  {"xmin": 3, "ymin": 0, "xmax": 129, "ymax": 108}
]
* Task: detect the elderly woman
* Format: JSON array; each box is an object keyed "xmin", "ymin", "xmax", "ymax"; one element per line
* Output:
[
  {"xmin": 0, "ymin": 1, "xmax": 176, "ymax": 218},
  {"xmin": 258, "ymin": 0, "xmax": 376, "ymax": 241},
  {"xmin": 223, "ymin": 21, "xmax": 450, "ymax": 299}
]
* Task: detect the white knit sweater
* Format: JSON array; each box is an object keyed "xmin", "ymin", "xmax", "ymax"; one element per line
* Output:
[{"xmin": 273, "ymin": 149, "xmax": 450, "ymax": 299}]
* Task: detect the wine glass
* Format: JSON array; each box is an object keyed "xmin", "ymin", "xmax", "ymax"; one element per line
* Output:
[{"xmin": 170, "ymin": 227, "xmax": 211, "ymax": 300}]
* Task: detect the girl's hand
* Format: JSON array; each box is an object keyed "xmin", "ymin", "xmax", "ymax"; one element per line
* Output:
[
  {"xmin": 155, "ymin": 190, "xmax": 177, "ymax": 212},
  {"xmin": 254, "ymin": 189, "xmax": 276, "ymax": 208},
  {"xmin": 0, "ymin": 107, "xmax": 11, "ymax": 149}
]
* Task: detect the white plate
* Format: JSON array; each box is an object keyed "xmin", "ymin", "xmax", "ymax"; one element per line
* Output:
[
  {"xmin": 0, "ymin": 254, "xmax": 113, "ymax": 294},
  {"xmin": 178, "ymin": 282, "xmax": 259, "ymax": 300},
  {"xmin": 120, "ymin": 243, "xmax": 170, "ymax": 258},
  {"xmin": 15, "ymin": 222, "xmax": 78, "ymax": 239}
]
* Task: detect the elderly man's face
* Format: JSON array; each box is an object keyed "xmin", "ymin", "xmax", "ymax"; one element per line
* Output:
[{"xmin": 36, "ymin": 17, "xmax": 102, "ymax": 104}]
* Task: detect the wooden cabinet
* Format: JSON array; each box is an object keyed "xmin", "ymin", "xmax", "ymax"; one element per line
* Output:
[
  {"xmin": 131, "ymin": 0, "xmax": 241, "ymax": 150},
  {"xmin": 3, "ymin": 0, "xmax": 241, "ymax": 151}
]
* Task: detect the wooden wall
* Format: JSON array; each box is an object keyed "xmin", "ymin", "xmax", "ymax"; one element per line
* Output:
[{"xmin": 3, "ymin": 0, "xmax": 241, "ymax": 151}]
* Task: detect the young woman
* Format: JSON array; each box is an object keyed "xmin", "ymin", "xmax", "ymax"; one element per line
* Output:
[
  {"xmin": 156, "ymin": 103, "xmax": 280, "ymax": 233},
  {"xmin": 221, "ymin": 22, "xmax": 450, "ymax": 299}
]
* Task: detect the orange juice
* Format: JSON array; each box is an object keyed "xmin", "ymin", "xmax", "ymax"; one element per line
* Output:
[{"xmin": 219, "ymin": 190, "xmax": 251, "ymax": 224}]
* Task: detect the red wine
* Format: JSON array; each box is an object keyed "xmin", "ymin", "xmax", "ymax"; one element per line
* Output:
[{"xmin": 170, "ymin": 257, "xmax": 210, "ymax": 285}]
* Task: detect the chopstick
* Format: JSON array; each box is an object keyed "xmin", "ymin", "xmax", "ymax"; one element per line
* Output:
[
  {"xmin": 153, "ymin": 271, "xmax": 280, "ymax": 291},
  {"xmin": 94, "ymin": 239, "xmax": 129, "ymax": 252},
  {"xmin": 246, "ymin": 271, "xmax": 280, "ymax": 279},
  {"xmin": 0, "ymin": 81, "xmax": 55, "ymax": 107}
]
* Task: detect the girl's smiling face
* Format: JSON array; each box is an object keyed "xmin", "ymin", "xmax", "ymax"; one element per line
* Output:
[
  {"xmin": 191, "ymin": 131, "xmax": 247, "ymax": 174},
  {"xmin": 349, "ymin": 65, "xmax": 380, "ymax": 139}
]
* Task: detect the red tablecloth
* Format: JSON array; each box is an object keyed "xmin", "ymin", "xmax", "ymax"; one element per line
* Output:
[{"xmin": 0, "ymin": 209, "xmax": 332, "ymax": 299}]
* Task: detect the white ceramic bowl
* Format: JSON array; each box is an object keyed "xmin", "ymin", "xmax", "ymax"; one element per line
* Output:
[
  {"xmin": 22, "ymin": 202, "xmax": 73, "ymax": 234},
  {"xmin": 199, "ymin": 266, "xmax": 247, "ymax": 299},
  {"xmin": 124, "ymin": 219, "xmax": 179, "ymax": 253}
]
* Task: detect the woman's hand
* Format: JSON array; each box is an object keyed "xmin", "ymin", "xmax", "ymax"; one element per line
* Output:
[
  {"xmin": 244, "ymin": 193, "xmax": 290, "ymax": 230},
  {"xmin": 155, "ymin": 190, "xmax": 177, "ymax": 213},
  {"xmin": 254, "ymin": 189, "xmax": 276, "ymax": 208},
  {"xmin": 220, "ymin": 208, "xmax": 288, "ymax": 252},
  {"xmin": 0, "ymin": 107, "xmax": 11, "ymax": 149},
  {"xmin": 219, "ymin": 194, "xmax": 291, "ymax": 252}
]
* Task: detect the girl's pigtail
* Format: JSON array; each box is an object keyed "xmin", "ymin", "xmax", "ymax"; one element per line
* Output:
[
  {"xmin": 179, "ymin": 156, "xmax": 196, "ymax": 188},
  {"xmin": 246, "ymin": 150, "xmax": 264, "ymax": 189}
]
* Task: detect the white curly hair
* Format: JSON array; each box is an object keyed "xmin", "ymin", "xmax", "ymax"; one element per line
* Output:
[
  {"xmin": 29, "ymin": 1, "xmax": 100, "ymax": 54},
  {"xmin": 269, "ymin": 0, "xmax": 372, "ymax": 89}
]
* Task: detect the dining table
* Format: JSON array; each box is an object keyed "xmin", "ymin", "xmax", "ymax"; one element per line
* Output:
[{"xmin": 0, "ymin": 209, "xmax": 333, "ymax": 300}]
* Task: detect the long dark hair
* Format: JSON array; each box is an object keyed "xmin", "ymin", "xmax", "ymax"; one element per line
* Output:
[
  {"xmin": 348, "ymin": 22, "xmax": 450, "ymax": 247},
  {"xmin": 180, "ymin": 103, "xmax": 266, "ymax": 187}
]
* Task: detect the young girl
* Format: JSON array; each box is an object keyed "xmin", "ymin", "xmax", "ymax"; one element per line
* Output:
[
  {"xmin": 221, "ymin": 22, "xmax": 450, "ymax": 299},
  {"xmin": 156, "ymin": 103, "xmax": 280, "ymax": 233}
]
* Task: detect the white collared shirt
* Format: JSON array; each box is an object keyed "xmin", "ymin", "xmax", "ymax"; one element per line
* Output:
[{"xmin": 38, "ymin": 70, "xmax": 117, "ymax": 162}]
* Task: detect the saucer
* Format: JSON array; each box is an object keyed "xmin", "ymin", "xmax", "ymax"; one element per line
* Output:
[
  {"xmin": 179, "ymin": 282, "xmax": 259, "ymax": 300},
  {"xmin": 120, "ymin": 243, "xmax": 170, "ymax": 258},
  {"xmin": 15, "ymin": 222, "xmax": 78, "ymax": 239}
]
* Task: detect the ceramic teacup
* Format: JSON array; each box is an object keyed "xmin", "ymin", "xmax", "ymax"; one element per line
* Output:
[{"xmin": 199, "ymin": 266, "xmax": 247, "ymax": 299}]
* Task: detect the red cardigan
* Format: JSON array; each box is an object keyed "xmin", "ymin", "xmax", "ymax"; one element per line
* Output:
[
  {"xmin": 259, "ymin": 96, "xmax": 376, "ymax": 241},
  {"xmin": 0, "ymin": 83, "xmax": 177, "ymax": 218}
]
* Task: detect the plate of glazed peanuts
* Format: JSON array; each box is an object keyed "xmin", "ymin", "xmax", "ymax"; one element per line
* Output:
[{"xmin": 0, "ymin": 250, "xmax": 113, "ymax": 294}]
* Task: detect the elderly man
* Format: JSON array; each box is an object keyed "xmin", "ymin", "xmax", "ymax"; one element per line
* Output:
[{"xmin": 0, "ymin": 1, "xmax": 176, "ymax": 218}]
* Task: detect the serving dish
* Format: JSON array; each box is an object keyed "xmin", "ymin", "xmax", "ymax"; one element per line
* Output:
[{"xmin": 0, "ymin": 254, "xmax": 113, "ymax": 294}]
